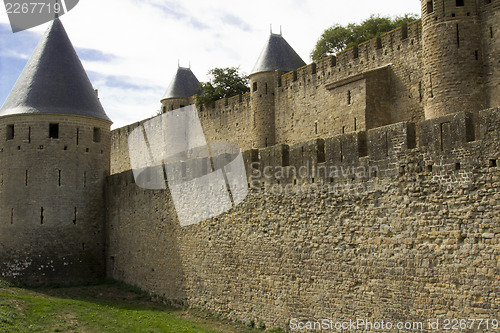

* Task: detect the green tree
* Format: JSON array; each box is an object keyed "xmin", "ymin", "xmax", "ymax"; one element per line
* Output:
[
  {"xmin": 310, "ymin": 14, "xmax": 419, "ymax": 62},
  {"xmin": 196, "ymin": 67, "xmax": 250, "ymax": 106}
]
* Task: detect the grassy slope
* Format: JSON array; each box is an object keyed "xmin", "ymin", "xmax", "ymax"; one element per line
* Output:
[{"xmin": 0, "ymin": 281, "xmax": 280, "ymax": 333}]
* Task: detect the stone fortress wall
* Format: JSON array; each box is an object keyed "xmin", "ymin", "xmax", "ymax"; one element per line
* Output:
[
  {"xmin": 104, "ymin": 2, "xmax": 499, "ymax": 327},
  {"xmin": 106, "ymin": 107, "xmax": 499, "ymax": 329}
]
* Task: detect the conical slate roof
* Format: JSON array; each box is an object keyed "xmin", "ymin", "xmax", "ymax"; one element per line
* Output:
[
  {"xmin": 161, "ymin": 67, "xmax": 200, "ymax": 101},
  {"xmin": 250, "ymin": 33, "xmax": 306, "ymax": 75},
  {"xmin": 0, "ymin": 18, "xmax": 111, "ymax": 122}
]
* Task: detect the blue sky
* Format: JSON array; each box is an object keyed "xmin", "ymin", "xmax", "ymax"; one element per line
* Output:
[{"xmin": 0, "ymin": 0, "xmax": 421, "ymax": 128}]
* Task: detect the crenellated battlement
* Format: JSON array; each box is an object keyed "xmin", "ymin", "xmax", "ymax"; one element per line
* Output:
[
  {"xmin": 279, "ymin": 19, "xmax": 422, "ymax": 92},
  {"xmin": 238, "ymin": 108, "xmax": 499, "ymax": 187}
]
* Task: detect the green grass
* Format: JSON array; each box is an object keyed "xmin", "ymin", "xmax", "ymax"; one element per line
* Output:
[{"xmin": 0, "ymin": 280, "xmax": 278, "ymax": 333}]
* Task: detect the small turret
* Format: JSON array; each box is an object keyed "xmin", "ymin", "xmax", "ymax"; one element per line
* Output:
[
  {"xmin": 250, "ymin": 32, "xmax": 305, "ymax": 148},
  {"xmin": 160, "ymin": 66, "xmax": 200, "ymax": 113}
]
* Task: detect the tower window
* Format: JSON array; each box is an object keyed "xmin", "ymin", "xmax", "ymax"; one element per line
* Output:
[
  {"xmin": 49, "ymin": 123, "xmax": 59, "ymax": 139},
  {"xmin": 6, "ymin": 125, "xmax": 14, "ymax": 140},
  {"xmin": 253, "ymin": 82, "xmax": 258, "ymax": 92},
  {"xmin": 490, "ymin": 27, "xmax": 493, "ymax": 38},
  {"xmin": 93, "ymin": 127, "xmax": 101, "ymax": 142},
  {"xmin": 456, "ymin": 0, "xmax": 464, "ymax": 6},
  {"xmin": 427, "ymin": 1, "xmax": 434, "ymax": 13},
  {"xmin": 347, "ymin": 90, "xmax": 352, "ymax": 105}
]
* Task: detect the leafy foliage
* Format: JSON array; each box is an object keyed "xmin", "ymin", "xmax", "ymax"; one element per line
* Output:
[
  {"xmin": 197, "ymin": 67, "xmax": 250, "ymax": 106},
  {"xmin": 310, "ymin": 14, "xmax": 419, "ymax": 62}
]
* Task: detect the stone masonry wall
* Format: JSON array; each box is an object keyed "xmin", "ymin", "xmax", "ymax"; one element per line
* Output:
[
  {"xmin": 106, "ymin": 108, "xmax": 499, "ymax": 330},
  {"xmin": 275, "ymin": 20, "xmax": 424, "ymax": 146},
  {"xmin": 481, "ymin": 0, "xmax": 500, "ymax": 108},
  {"xmin": 0, "ymin": 114, "xmax": 111, "ymax": 285}
]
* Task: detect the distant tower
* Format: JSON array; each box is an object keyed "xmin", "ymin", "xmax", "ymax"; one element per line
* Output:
[
  {"xmin": 250, "ymin": 31, "xmax": 305, "ymax": 147},
  {"xmin": 160, "ymin": 66, "xmax": 200, "ymax": 113},
  {"xmin": 0, "ymin": 18, "xmax": 112, "ymax": 285},
  {"xmin": 421, "ymin": 0, "xmax": 486, "ymax": 119}
]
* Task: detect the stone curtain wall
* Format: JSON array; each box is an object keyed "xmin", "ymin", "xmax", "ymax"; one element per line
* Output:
[
  {"xmin": 274, "ymin": 20, "xmax": 425, "ymax": 146},
  {"xmin": 481, "ymin": 0, "xmax": 500, "ymax": 108},
  {"xmin": 106, "ymin": 108, "xmax": 499, "ymax": 329}
]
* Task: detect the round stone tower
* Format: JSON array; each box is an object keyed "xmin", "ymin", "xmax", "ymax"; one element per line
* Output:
[
  {"xmin": 160, "ymin": 66, "xmax": 200, "ymax": 113},
  {"xmin": 421, "ymin": 0, "xmax": 486, "ymax": 119},
  {"xmin": 0, "ymin": 18, "xmax": 112, "ymax": 285},
  {"xmin": 250, "ymin": 32, "xmax": 306, "ymax": 148}
]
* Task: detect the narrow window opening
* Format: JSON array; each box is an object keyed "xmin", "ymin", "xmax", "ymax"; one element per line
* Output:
[
  {"xmin": 25, "ymin": 170, "xmax": 28, "ymax": 186},
  {"xmin": 83, "ymin": 172, "xmax": 87, "ymax": 187},
  {"xmin": 419, "ymin": 82, "xmax": 423, "ymax": 102},
  {"xmin": 76, "ymin": 128, "xmax": 79, "ymax": 145},
  {"xmin": 354, "ymin": 118, "xmax": 357, "ymax": 131},
  {"xmin": 427, "ymin": 165, "xmax": 433, "ymax": 172},
  {"xmin": 340, "ymin": 143, "xmax": 344, "ymax": 162},
  {"xmin": 58, "ymin": 170, "xmax": 61, "ymax": 186},
  {"xmin": 376, "ymin": 37, "xmax": 382, "ymax": 49},
  {"xmin": 353, "ymin": 46, "xmax": 359, "ymax": 59},
  {"xmin": 82, "ymin": 243, "xmax": 85, "ymax": 251},
  {"xmin": 490, "ymin": 27, "xmax": 493, "ymax": 38},
  {"xmin": 162, "ymin": 106, "xmax": 166, "ymax": 113},
  {"xmin": 6, "ymin": 125, "xmax": 14, "ymax": 141},
  {"xmin": 347, "ymin": 90, "xmax": 352, "ymax": 105},
  {"xmin": 315, "ymin": 122, "xmax": 318, "ymax": 135},
  {"xmin": 265, "ymin": 83, "xmax": 268, "ymax": 95},
  {"xmin": 93, "ymin": 127, "xmax": 101, "ymax": 143},
  {"xmin": 73, "ymin": 207, "xmax": 77, "ymax": 225},
  {"xmin": 489, "ymin": 159, "xmax": 497, "ymax": 167},
  {"xmin": 475, "ymin": 50, "xmax": 479, "ymax": 60},
  {"xmin": 265, "ymin": 137, "xmax": 268, "ymax": 147},
  {"xmin": 455, "ymin": 162, "xmax": 461, "ymax": 170},
  {"xmin": 28, "ymin": 127, "xmax": 31, "ymax": 143},
  {"xmin": 456, "ymin": 24, "xmax": 460, "ymax": 48},
  {"xmin": 427, "ymin": 1, "xmax": 434, "ymax": 13},
  {"xmin": 40, "ymin": 207, "xmax": 44, "ymax": 224},
  {"xmin": 10, "ymin": 208, "xmax": 13, "ymax": 224},
  {"xmin": 456, "ymin": 0, "xmax": 464, "ymax": 6},
  {"xmin": 401, "ymin": 24, "xmax": 408, "ymax": 40},
  {"xmin": 399, "ymin": 165, "xmax": 406, "ymax": 175},
  {"xmin": 253, "ymin": 82, "xmax": 258, "ymax": 92},
  {"xmin": 429, "ymin": 74, "xmax": 434, "ymax": 98},
  {"xmin": 49, "ymin": 123, "xmax": 59, "ymax": 139},
  {"xmin": 342, "ymin": 126, "xmax": 345, "ymax": 134}
]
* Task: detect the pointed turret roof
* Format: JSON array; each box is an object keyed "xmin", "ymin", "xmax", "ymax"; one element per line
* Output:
[
  {"xmin": 250, "ymin": 33, "xmax": 306, "ymax": 75},
  {"xmin": 161, "ymin": 67, "xmax": 200, "ymax": 101},
  {"xmin": 0, "ymin": 18, "xmax": 111, "ymax": 122}
]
